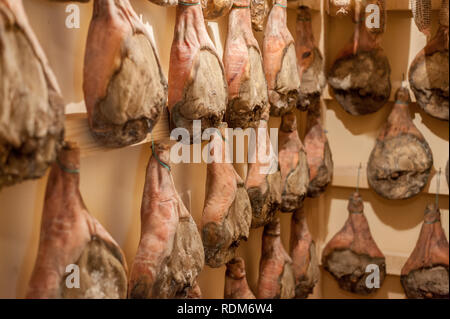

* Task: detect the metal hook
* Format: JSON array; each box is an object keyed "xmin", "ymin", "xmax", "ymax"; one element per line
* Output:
[{"xmin": 356, "ymin": 163, "xmax": 362, "ymax": 193}]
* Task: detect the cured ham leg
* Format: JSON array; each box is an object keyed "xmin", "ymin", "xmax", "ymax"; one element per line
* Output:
[
  {"xmin": 263, "ymin": 0, "xmax": 301, "ymax": 117},
  {"xmin": 224, "ymin": 257, "xmax": 256, "ymax": 299},
  {"xmin": 147, "ymin": 0, "xmax": 178, "ymax": 5},
  {"xmin": 202, "ymin": 124, "xmax": 252, "ymax": 268},
  {"xmin": 223, "ymin": 0, "xmax": 269, "ymax": 129},
  {"xmin": 290, "ymin": 207, "xmax": 319, "ymax": 299},
  {"xmin": 278, "ymin": 112, "xmax": 309, "ymax": 213},
  {"xmin": 245, "ymin": 116, "xmax": 281, "ymax": 228},
  {"xmin": 202, "ymin": 0, "xmax": 233, "ymax": 20},
  {"xmin": 409, "ymin": 0, "xmax": 449, "ymax": 121},
  {"xmin": 250, "ymin": 0, "xmax": 268, "ymax": 32},
  {"xmin": 328, "ymin": 0, "xmax": 391, "ymax": 115},
  {"xmin": 304, "ymin": 103, "xmax": 333, "ymax": 197},
  {"xmin": 168, "ymin": 1, "xmax": 227, "ymax": 140},
  {"xmin": 83, "ymin": 0, "xmax": 167, "ymax": 147},
  {"xmin": 367, "ymin": 87, "xmax": 433, "ymax": 200},
  {"xmin": 327, "ymin": 0, "xmax": 354, "ymax": 17},
  {"xmin": 27, "ymin": 142, "xmax": 128, "ymax": 299},
  {"xmin": 322, "ymin": 192, "xmax": 386, "ymax": 295},
  {"xmin": 401, "ymin": 203, "xmax": 449, "ymax": 299},
  {"xmin": 129, "ymin": 143, "xmax": 204, "ymax": 299},
  {"xmin": 295, "ymin": 6, "xmax": 326, "ymax": 111},
  {"xmin": 257, "ymin": 217, "xmax": 295, "ymax": 299},
  {"xmin": 0, "ymin": 0, "xmax": 64, "ymax": 189}
]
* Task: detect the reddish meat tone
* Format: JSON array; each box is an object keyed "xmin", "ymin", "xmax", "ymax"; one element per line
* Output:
[
  {"xmin": 304, "ymin": 103, "xmax": 333, "ymax": 197},
  {"xmin": 201, "ymin": 124, "xmax": 252, "ymax": 268},
  {"xmin": 263, "ymin": 0, "xmax": 301, "ymax": 117},
  {"xmin": 322, "ymin": 192, "xmax": 386, "ymax": 295},
  {"xmin": 295, "ymin": 6, "xmax": 326, "ymax": 111},
  {"xmin": 129, "ymin": 143, "xmax": 204, "ymax": 299},
  {"xmin": 401, "ymin": 203, "xmax": 449, "ymax": 299},
  {"xmin": 223, "ymin": 0, "xmax": 269, "ymax": 129},
  {"xmin": 290, "ymin": 207, "xmax": 319, "ymax": 298},
  {"xmin": 278, "ymin": 112, "xmax": 309, "ymax": 213},
  {"xmin": 27, "ymin": 142, "xmax": 128, "ymax": 299},
  {"xmin": 257, "ymin": 217, "xmax": 295, "ymax": 299},
  {"xmin": 224, "ymin": 257, "xmax": 256, "ymax": 299},
  {"xmin": 168, "ymin": 1, "xmax": 227, "ymax": 141},
  {"xmin": 245, "ymin": 114, "xmax": 281, "ymax": 228},
  {"xmin": 83, "ymin": 0, "xmax": 167, "ymax": 147}
]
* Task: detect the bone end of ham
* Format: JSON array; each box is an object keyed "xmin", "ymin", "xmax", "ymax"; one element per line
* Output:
[
  {"xmin": 27, "ymin": 142, "xmax": 128, "ymax": 299},
  {"xmin": 401, "ymin": 203, "xmax": 449, "ymax": 299},
  {"xmin": 83, "ymin": 0, "xmax": 168, "ymax": 148},
  {"xmin": 129, "ymin": 143, "xmax": 204, "ymax": 299},
  {"xmin": 322, "ymin": 192, "xmax": 386, "ymax": 295},
  {"xmin": 0, "ymin": 0, "xmax": 64, "ymax": 189},
  {"xmin": 224, "ymin": 257, "xmax": 256, "ymax": 299},
  {"xmin": 367, "ymin": 87, "xmax": 433, "ymax": 200},
  {"xmin": 257, "ymin": 217, "xmax": 295, "ymax": 299}
]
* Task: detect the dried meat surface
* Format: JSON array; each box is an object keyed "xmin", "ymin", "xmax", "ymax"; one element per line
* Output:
[
  {"xmin": 83, "ymin": 0, "xmax": 167, "ymax": 147},
  {"xmin": 27, "ymin": 142, "xmax": 128, "ymax": 299},
  {"xmin": 202, "ymin": 124, "xmax": 252, "ymax": 268},
  {"xmin": 129, "ymin": 143, "xmax": 204, "ymax": 299},
  {"xmin": 322, "ymin": 192, "xmax": 386, "ymax": 295},
  {"xmin": 224, "ymin": 0, "xmax": 269, "ymax": 129},
  {"xmin": 401, "ymin": 204, "xmax": 449, "ymax": 299},
  {"xmin": 0, "ymin": 0, "xmax": 64, "ymax": 189},
  {"xmin": 367, "ymin": 87, "xmax": 433, "ymax": 200},
  {"xmin": 224, "ymin": 257, "xmax": 256, "ymax": 299}
]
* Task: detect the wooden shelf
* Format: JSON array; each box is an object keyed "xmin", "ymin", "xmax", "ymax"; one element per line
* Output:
[
  {"xmin": 65, "ymin": 109, "xmax": 171, "ymax": 158},
  {"xmin": 332, "ymin": 164, "xmax": 449, "ymax": 196}
]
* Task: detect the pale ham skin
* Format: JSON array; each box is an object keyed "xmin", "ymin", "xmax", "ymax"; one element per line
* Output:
[
  {"xmin": 278, "ymin": 112, "xmax": 309, "ymax": 213},
  {"xmin": 83, "ymin": 0, "xmax": 168, "ymax": 147},
  {"xmin": 129, "ymin": 143, "xmax": 204, "ymax": 299},
  {"xmin": 322, "ymin": 192, "xmax": 386, "ymax": 295},
  {"xmin": 257, "ymin": 217, "xmax": 295, "ymax": 299},
  {"xmin": 263, "ymin": 0, "xmax": 301, "ymax": 117},
  {"xmin": 401, "ymin": 204, "xmax": 449, "ymax": 299},
  {"xmin": 202, "ymin": 124, "xmax": 252, "ymax": 268},
  {"xmin": 225, "ymin": 257, "xmax": 256, "ymax": 299},
  {"xmin": 27, "ymin": 142, "xmax": 128, "ymax": 299},
  {"xmin": 295, "ymin": 6, "xmax": 326, "ymax": 111},
  {"xmin": 304, "ymin": 103, "xmax": 333, "ymax": 198},
  {"xmin": 290, "ymin": 208, "xmax": 319, "ymax": 298},
  {"xmin": 223, "ymin": 0, "xmax": 269, "ymax": 129},
  {"xmin": 168, "ymin": 1, "xmax": 227, "ymax": 139},
  {"xmin": 245, "ymin": 114, "xmax": 281, "ymax": 228}
]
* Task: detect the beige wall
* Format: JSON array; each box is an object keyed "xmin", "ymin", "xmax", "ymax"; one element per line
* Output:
[{"xmin": 0, "ymin": 0, "xmax": 448, "ymax": 299}]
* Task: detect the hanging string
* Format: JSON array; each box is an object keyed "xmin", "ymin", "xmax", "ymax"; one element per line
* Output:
[
  {"xmin": 275, "ymin": 3, "xmax": 287, "ymax": 8},
  {"xmin": 178, "ymin": 1, "xmax": 200, "ymax": 6},
  {"xmin": 435, "ymin": 168, "xmax": 441, "ymax": 208},
  {"xmin": 151, "ymin": 136, "xmax": 171, "ymax": 171},
  {"xmin": 356, "ymin": 163, "xmax": 362, "ymax": 194},
  {"xmin": 57, "ymin": 158, "xmax": 80, "ymax": 174}
]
